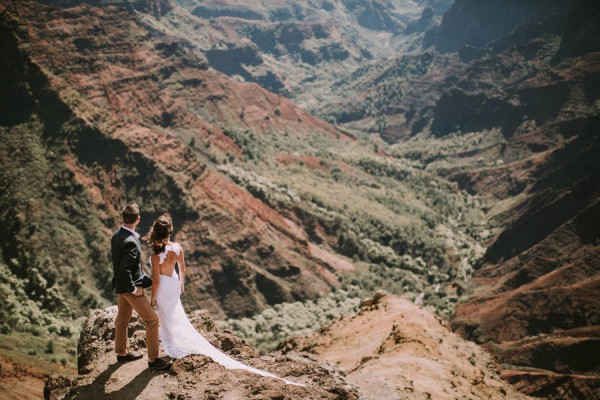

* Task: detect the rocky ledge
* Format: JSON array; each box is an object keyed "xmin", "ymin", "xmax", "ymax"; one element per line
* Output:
[
  {"xmin": 44, "ymin": 306, "xmax": 357, "ymax": 400},
  {"xmin": 45, "ymin": 293, "xmax": 533, "ymax": 400}
]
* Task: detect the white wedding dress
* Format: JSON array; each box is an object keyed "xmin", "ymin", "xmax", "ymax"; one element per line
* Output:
[{"xmin": 153, "ymin": 243, "xmax": 302, "ymax": 386}]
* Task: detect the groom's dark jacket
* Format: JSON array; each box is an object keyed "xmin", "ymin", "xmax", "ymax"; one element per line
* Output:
[{"xmin": 111, "ymin": 227, "xmax": 151, "ymax": 294}]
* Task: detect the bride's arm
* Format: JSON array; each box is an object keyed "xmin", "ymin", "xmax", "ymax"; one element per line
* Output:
[
  {"xmin": 178, "ymin": 244, "xmax": 186, "ymax": 294},
  {"xmin": 150, "ymin": 254, "xmax": 160, "ymax": 307}
]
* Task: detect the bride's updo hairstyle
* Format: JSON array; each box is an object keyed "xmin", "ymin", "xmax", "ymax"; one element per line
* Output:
[{"xmin": 143, "ymin": 213, "xmax": 173, "ymax": 254}]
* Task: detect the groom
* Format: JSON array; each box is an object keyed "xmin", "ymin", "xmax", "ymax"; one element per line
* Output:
[{"xmin": 111, "ymin": 203, "xmax": 172, "ymax": 370}]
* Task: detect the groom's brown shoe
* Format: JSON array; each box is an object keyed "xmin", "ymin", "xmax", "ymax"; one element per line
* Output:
[
  {"xmin": 117, "ymin": 351, "xmax": 143, "ymax": 363},
  {"xmin": 148, "ymin": 357, "xmax": 173, "ymax": 370}
]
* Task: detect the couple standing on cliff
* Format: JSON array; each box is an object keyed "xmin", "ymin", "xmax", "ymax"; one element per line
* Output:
[{"xmin": 111, "ymin": 203, "xmax": 302, "ymax": 384}]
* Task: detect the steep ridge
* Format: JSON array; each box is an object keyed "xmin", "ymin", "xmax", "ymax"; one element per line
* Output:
[
  {"xmin": 278, "ymin": 292, "xmax": 532, "ymax": 400},
  {"xmin": 332, "ymin": 4, "xmax": 596, "ymax": 145},
  {"xmin": 451, "ymin": 116, "xmax": 600, "ymax": 399}
]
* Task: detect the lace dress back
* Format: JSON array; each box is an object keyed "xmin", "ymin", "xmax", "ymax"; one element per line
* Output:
[{"xmin": 153, "ymin": 243, "xmax": 302, "ymax": 386}]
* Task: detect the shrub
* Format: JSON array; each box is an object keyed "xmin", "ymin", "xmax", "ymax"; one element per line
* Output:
[{"xmin": 45, "ymin": 340, "xmax": 54, "ymax": 354}]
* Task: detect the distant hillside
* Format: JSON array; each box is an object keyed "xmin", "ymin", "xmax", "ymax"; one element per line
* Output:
[
  {"xmin": 423, "ymin": 0, "xmax": 572, "ymax": 52},
  {"xmin": 170, "ymin": 0, "xmax": 438, "ymax": 110}
]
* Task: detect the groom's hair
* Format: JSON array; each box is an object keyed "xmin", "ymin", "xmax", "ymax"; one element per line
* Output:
[{"xmin": 121, "ymin": 203, "xmax": 140, "ymax": 224}]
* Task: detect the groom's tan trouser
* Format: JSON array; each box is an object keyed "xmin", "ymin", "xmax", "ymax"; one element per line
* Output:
[{"xmin": 115, "ymin": 292, "xmax": 159, "ymax": 362}]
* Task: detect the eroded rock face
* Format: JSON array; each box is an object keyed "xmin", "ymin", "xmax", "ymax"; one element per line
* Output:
[
  {"xmin": 404, "ymin": 6, "xmax": 437, "ymax": 35},
  {"xmin": 45, "ymin": 307, "xmax": 359, "ymax": 400},
  {"xmin": 437, "ymin": 5, "xmax": 600, "ymax": 396},
  {"xmin": 44, "ymin": 376, "xmax": 76, "ymax": 400},
  {"xmin": 553, "ymin": 0, "xmax": 600, "ymax": 62},
  {"xmin": 77, "ymin": 306, "xmax": 120, "ymax": 375}
]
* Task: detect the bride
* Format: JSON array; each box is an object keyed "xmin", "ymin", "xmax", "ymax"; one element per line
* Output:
[{"xmin": 143, "ymin": 214, "xmax": 302, "ymax": 386}]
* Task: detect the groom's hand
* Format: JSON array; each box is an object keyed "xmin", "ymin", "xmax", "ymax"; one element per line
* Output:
[{"xmin": 133, "ymin": 287, "xmax": 144, "ymax": 296}]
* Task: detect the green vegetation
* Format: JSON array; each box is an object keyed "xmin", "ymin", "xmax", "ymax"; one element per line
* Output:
[
  {"xmin": 0, "ymin": 331, "xmax": 79, "ymax": 373},
  {"xmin": 208, "ymin": 123, "xmax": 489, "ymax": 350},
  {"xmin": 322, "ymin": 52, "xmax": 438, "ymax": 124},
  {"xmin": 0, "ymin": 117, "xmax": 111, "ymax": 364},
  {"xmin": 218, "ymin": 287, "xmax": 361, "ymax": 354},
  {"xmin": 390, "ymin": 129, "xmax": 507, "ymax": 175},
  {"xmin": 364, "ymin": 80, "xmax": 403, "ymax": 133}
]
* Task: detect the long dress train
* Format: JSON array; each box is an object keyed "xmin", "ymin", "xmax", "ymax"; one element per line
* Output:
[{"xmin": 154, "ymin": 247, "xmax": 303, "ymax": 386}]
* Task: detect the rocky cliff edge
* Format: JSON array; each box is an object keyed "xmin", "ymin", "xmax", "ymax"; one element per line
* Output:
[{"xmin": 45, "ymin": 293, "xmax": 532, "ymax": 400}]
